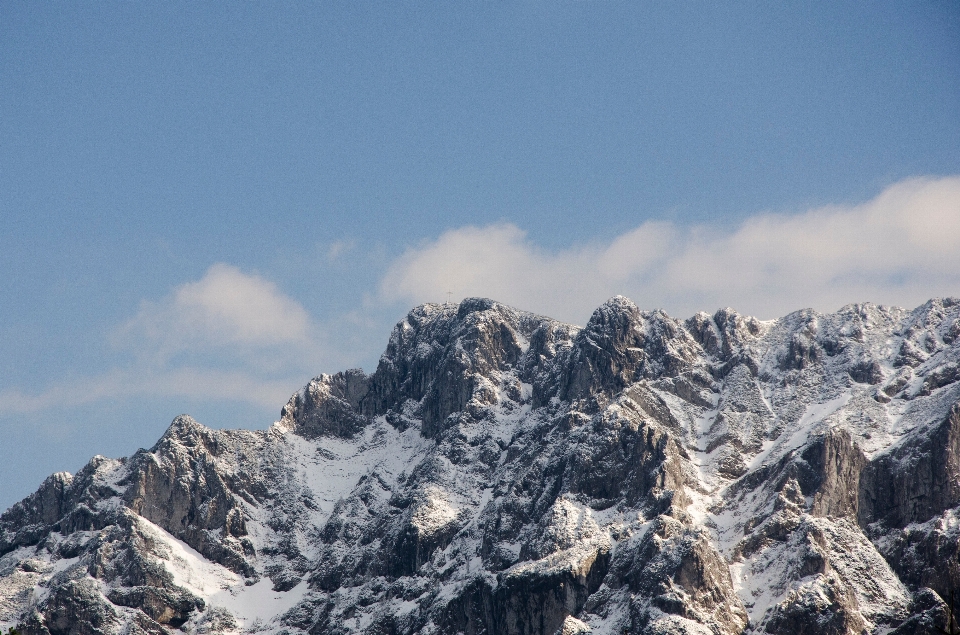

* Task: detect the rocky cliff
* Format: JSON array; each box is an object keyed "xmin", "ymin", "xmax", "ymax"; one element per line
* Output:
[{"xmin": 2, "ymin": 296, "xmax": 960, "ymax": 634}]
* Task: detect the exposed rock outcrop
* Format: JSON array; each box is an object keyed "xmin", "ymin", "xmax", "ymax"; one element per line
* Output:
[{"xmin": 2, "ymin": 296, "xmax": 960, "ymax": 634}]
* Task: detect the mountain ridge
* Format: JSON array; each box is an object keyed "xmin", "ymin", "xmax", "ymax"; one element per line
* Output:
[{"xmin": 2, "ymin": 295, "xmax": 960, "ymax": 635}]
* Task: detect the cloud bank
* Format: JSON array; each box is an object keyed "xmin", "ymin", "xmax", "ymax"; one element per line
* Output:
[{"xmin": 381, "ymin": 175, "xmax": 960, "ymax": 324}]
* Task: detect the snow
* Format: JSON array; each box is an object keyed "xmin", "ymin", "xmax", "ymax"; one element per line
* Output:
[
  {"xmin": 3, "ymin": 297, "xmax": 959, "ymax": 632},
  {"xmin": 209, "ymin": 579, "xmax": 310, "ymax": 626},
  {"xmin": 279, "ymin": 415, "xmax": 431, "ymax": 525},
  {"xmin": 136, "ymin": 515, "xmax": 312, "ymax": 631},
  {"xmin": 747, "ymin": 391, "xmax": 851, "ymax": 470},
  {"xmin": 135, "ymin": 516, "xmax": 242, "ymax": 597},
  {"xmin": 411, "ymin": 487, "xmax": 459, "ymax": 535}
]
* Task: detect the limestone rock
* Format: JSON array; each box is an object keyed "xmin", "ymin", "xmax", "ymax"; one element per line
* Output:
[{"xmin": 2, "ymin": 296, "xmax": 960, "ymax": 634}]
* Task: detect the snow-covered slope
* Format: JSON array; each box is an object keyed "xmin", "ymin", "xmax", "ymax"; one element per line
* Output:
[{"xmin": 2, "ymin": 296, "xmax": 960, "ymax": 634}]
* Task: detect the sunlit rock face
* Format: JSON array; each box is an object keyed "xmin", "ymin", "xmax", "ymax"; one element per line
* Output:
[{"xmin": 3, "ymin": 296, "xmax": 960, "ymax": 635}]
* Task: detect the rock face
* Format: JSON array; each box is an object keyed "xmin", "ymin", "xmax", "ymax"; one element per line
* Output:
[{"xmin": 3, "ymin": 296, "xmax": 960, "ymax": 634}]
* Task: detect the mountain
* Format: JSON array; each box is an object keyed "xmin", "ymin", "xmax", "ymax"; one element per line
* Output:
[{"xmin": 2, "ymin": 296, "xmax": 960, "ymax": 635}]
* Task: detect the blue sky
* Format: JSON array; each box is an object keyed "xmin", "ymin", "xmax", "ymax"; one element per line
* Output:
[{"xmin": 1, "ymin": 1, "xmax": 959, "ymax": 510}]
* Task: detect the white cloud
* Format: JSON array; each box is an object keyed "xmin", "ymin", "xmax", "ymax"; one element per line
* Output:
[
  {"xmin": 4, "ymin": 177, "xmax": 958, "ymax": 418},
  {"xmin": 380, "ymin": 175, "xmax": 960, "ymax": 323},
  {"xmin": 0, "ymin": 264, "xmax": 325, "ymax": 415},
  {"xmin": 116, "ymin": 263, "xmax": 313, "ymax": 358}
]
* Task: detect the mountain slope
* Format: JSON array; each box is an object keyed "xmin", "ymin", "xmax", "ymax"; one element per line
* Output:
[{"xmin": 2, "ymin": 296, "xmax": 960, "ymax": 634}]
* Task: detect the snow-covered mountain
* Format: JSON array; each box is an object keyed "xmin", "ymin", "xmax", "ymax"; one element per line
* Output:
[{"xmin": 3, "ymin": 296, "xmax": 960, "ymax": 635}]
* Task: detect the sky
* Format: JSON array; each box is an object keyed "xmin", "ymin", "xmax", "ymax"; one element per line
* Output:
[{"xmin": 1, "ymin": 1, "xmax": 959, "ymax": 510}]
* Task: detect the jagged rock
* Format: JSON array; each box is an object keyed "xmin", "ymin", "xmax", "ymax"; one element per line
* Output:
[
  {"xmin": 615, "ymin": 516, "xmax": 748, "ymax": 635},
  {"xmin": 805, "ymin": 427, "xmax": 866, "ymax": 519},
  {"xmin": 121, "ymin": 417, "xmax": 257, "ymax": 577},
  {"xmin": 859, "ymin": 402, "xmax": 960, "ymax": 529},
  {"xmin": 889, "ymin": 587, "xmax": 951, "ymax": 635},
  {"xmin": 761, "ymin": 572, "xmax": 867, "ymax": 635},
  {"xmin": 554, "ymin": 615, "xmax": 591, "ymax": 634},
  {"xmin": 280, "ymin": 369, "xmax": 371, "ymax": 439},
  {"xmin": 3, "ymin": 296, "xmax": 960, "ymax": 634},
  {"xmin": 25, "ymin": 578, "xmax": 120, "ymax": 635},
  {"xmin": 107, "ymin": 585, "xmax": 204, "ymax": 626}
]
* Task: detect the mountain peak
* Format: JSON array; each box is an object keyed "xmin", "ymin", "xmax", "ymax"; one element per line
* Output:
[{"xmin": 3, "ymin": 297, "xmax": 960, "ymax": 634}]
